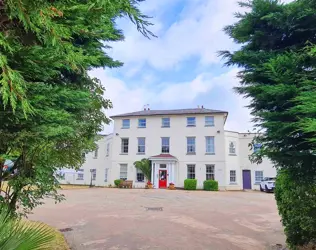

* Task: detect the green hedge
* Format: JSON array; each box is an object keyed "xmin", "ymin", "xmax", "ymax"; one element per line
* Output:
[
  {"xmin": 203, "ymin": 180, "xmax": 218, "ymax": 191},
  {"xmin": 114, "ymin": 179, "xmax": 122, "ymax": 187},
  {"xmin": 275, "ymin": 170, "xmax": 316, "ymax": 248},
  {"xmin": 184, "ymin": 179, "xmax": 197, "ymax": 190}
]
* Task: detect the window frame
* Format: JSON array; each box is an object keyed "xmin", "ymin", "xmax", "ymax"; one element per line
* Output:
[
  {"xmin": 205, "ymin": 116, "xmax": 215, "ymax": 127},
  {"xmin": 161, "ymin": 137, "xmax": 170, "ymax": 153},
  {"xmin": 161, "ymin": 117, "xmax": 170, "ymax": 128},
  {"xmin": 229, "ymin": 141, "xmax": 236, "ymax": 155},
  {"xmin": 187, "ymin": 165, "xmax": 196, "ymax": 179},
  {"xmin": 186, "ymin": 117, "xmax": 196, "ymax": 127},
  {"xmin": 77, "ymin": 169, "xmax": 84, "ymax": 180},
  {"xmin": 187, "ymin": 137, "xmax": 196, "ymax": 154},
  {"xmin": 91, "ymin": 169, "xmax": 96, "ymax": 180},
  {"xmin": 205, "ymin": 136, "xmax": 215, "ymax": 154},
  {"xmin": 206, "ymin": 165, "xmax": 215, "ymax": 180},
  {"xmin": 138, "ymin": 118, "xmax": 146, "ymax": 128},
  {"xmin": 121, "ymin": 138, "xmax": 129, "ymax": 154},
  {"xmin": 104, "ymin": 168, "xmax": 108, "ymax": 182},
  {"xmin": 119, "ymin": 164, "xmax": 128, "ymax": 180},
  {"xmin": 136, "ymin": 168, "xmax": 145, "ymax": 182},
  {"xmin": 254, "ymin": 143, "xmax": 262, "ymax": 153},
  {"xmin": 255, "ymin": 170, "xmax": 264, "ymax": 183},
  {"xmin": 230, "ymin": 170, "xmax": 236, "ymax": 183},
  {"xmin": 122, "ymin": 119, "xmax": 130, "ymax": 129},
  {"xmin": 137, "ymin": 137, "xmax": 146, "ymax": 154}
]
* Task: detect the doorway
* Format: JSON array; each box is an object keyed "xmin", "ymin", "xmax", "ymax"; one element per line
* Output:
[
  {"xmin": 159, "ymin": 170, "xmax": 167, "ymax": 188},
  {"xmin": 242, "ymin": 170, "xmax": 252, "ymax": 189}
]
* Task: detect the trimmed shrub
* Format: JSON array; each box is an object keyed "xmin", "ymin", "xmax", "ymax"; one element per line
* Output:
[
  {"xmin": 114, "ymin": 179, "xmax": 122, "ymax": 187},
  {"xmin": 203, "ymin": 180, "xmax": 218, "ymax": 191},
  {"xmin": 184, "ymin": 179, "xmax": 197, "ymax": 190},
  {"xmin": 275, "ymin": 170, "xmax": 316, "ymax": 248}
]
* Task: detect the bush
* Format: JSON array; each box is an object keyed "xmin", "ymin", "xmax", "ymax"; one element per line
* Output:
[
  {"xmin": 203, "ymin": 180, "xmax": 218, "ymax": 191},
  {"xmin": 275, "ymin": 170, "xmax": 316, "ymax": 249},
  {"xmin": 114, "ymin": 179, "xmax": 122, "ymax": 187},
  {"xmin": 184, "ymin": 179, "xmax": 197, "ymax": 190}
]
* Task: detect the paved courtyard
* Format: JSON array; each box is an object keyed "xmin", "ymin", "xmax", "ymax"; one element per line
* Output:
[{"xmin": 30, "ymin": 188, "xmax": 285, "ymax": 250}]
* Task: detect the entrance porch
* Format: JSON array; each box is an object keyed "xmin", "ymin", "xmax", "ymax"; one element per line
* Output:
[{"xmin": 149, "ymin": 154, "xmax": 177, "ymax": 189}]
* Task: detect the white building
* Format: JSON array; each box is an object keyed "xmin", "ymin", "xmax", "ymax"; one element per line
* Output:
[{"xmin": 58, "ymin": 108, "xmax": 276, "ymax": 190}]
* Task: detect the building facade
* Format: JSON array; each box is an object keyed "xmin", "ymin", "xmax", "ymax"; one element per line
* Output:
[{"xmin": 58, "ymin": 108, "xmax": 276, "ymax": 190}]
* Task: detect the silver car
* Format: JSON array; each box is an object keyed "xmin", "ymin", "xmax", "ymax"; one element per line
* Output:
[{"xmin": 260, "ymin": 177, "xmax": 276, "ymax": 192}]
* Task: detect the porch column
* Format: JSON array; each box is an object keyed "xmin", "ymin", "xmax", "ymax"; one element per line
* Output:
[{"xmin": 151, "ymin": 161, "xmax": 154, "ymax": 184}]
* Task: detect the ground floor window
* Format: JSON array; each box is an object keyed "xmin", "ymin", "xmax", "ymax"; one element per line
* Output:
[
  {"xmin": 57, "ymin": 172, "xmax": 65, "ymax": 180},
  {"xmin": 77, "ymin": 169, "xmax": 84, "ymax": 180},
  {"xmin": 90, "ymin": 169, "xmax": 96, "ymax": 180},
  {"xmin": 136, "ymin": 168, "xmax": 145, "ymax": 182},
  {"xmin": 255, "ymin": 170, "xmax": 263, "ymax": 183},
  {"xmin": 187, "ymin": 165, "xmax": 195, "ymax": 179},
  {"xmin": 206, "ymin": 165, "xmax": 215, "ymax": 180},
  {"xmin": 104, "ymin": 168, "xmax": 108, "ymax": 182},
  {"xmin": 230, "ymin": 170, "xmax": 236, "ymax": 183},
  {"xmin": 120, "ymin": 164, "xmax": 128, "ymax": 180}
]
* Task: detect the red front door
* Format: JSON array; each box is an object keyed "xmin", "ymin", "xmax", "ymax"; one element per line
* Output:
[{"xmin": 159, "ymin": 170, "xmax": 167, "ymax": 188}]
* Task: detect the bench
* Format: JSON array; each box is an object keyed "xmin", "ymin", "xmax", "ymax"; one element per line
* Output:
[{"xmin": 119, "ymin": 180, "xmax": 133, "ymax": 189}]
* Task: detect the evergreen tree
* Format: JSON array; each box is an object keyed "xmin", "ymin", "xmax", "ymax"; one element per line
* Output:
[
  {"xmin": 0, "ymin": 0, "xmax": 154, "ymax": 215},
  {"xmin": 221, "ymin": 0, "xmax": 316, "ymax": 248}
]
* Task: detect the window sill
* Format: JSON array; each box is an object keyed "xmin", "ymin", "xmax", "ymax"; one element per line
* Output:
[
  {"xmin": 120, "ymin": 153, "xmax": 128, "ymax": 155},
  {"xmin": 121, "ymin": 127, "xmax": 130, "ymax": 129},
  {"xmin": 93, "ymin": 157, "xmax": 97, "ymax": 159},
  {"xmin": 205, "ymin": 153, "xmax": 215, "ymax": 155},
  {"xmin": 254, "ymin": 182, "xmax": 261, "ymax": 185},
  {"xmin": 138, "ymin": 127, "xmax": 146, "ymax": 129},
  {"xmin": 186, "ymin": 152, "xmax": 196, "ymax": 155},
  {"xmin": 76, "ymin": 179, "xmax": 83, "ymax": 181},
  {"xmin": 161, "ymin": 152, "xmax": 170, "ymax": 154},
  {"xmin": 205, "ymin": 125, "xmax": 214, "ymax": 127},
  {"xmin": 135, "ymin": 181, "xmax": 145, "ymax": 183},
  {"xmin": 229, "ymin": 154, "xmax": 237, "ymax": 156},
  {"xmin": 186, "ymin": 125, "xmax": 196, "ymax": 127},
  {"xmin": 137, "ymin": 153, "xmax": 145, "ymax": 155},
  {"xmin": 229, "ymin": 182, "xmax": 238, "ymax": 185},
  {"xmin": 161, "ymin": 126, "xmax": 170, "ymax": 128}
]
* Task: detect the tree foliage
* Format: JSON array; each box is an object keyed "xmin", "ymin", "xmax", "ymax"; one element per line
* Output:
[
  {"xmin": 221, "ymin": 0, "xmax": 316, "ymax": 247},
  {"xmin": 133, "ymin": 159, "xmax": 151, "ymax": 181},
  {"xmin": 0, "ymin": 0, "xmax": 154, "ymax": 215}
]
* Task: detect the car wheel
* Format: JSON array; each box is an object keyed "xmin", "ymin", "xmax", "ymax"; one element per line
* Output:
[
  {"xmin": 260, "ymin": 185, "xmax": 264, "ymax": 192},
  {"xmin": 265, "ymin": 185, "xmax": 269, "ymax": 193}
]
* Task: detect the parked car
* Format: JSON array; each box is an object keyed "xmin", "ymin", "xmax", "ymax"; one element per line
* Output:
[{"xmin": 260, "ymin": 177, "xmax": 276, "ymax": 192}]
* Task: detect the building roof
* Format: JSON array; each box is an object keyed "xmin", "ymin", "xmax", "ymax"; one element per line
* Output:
[
  {"xmin": 150, "ymin": 154, "xmax": 177, "ymax": 159},
  {"xmin": 110, "ymin": 108, "xmax": 228, "ymax": 118}
]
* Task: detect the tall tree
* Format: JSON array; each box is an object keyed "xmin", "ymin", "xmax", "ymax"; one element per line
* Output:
[
  {"xmin": 0, "ymin": 0, "xmax": 154, "ymax": 215},
  {"xmin": 220, "ymin": 0, "xmax": 316, "ymax": 248}
]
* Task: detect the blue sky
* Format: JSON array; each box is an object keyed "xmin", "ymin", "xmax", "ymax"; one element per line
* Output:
[{"xmin": 90, "ymin": 0, "xmax": 292, "ymax": 133}]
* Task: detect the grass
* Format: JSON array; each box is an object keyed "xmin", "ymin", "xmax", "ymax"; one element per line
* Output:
[{"xmin": 59, "ymin": 184, "xmax": 90, "ymax": 190}]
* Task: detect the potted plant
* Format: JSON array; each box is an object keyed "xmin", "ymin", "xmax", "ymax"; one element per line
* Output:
[
  {"xmin": 168, "ymin": 182, "xmax": 176, "ymax": 190},
  {"xmin": 147, "ymin": 181, "xmax": 153, "ymax": 189}
]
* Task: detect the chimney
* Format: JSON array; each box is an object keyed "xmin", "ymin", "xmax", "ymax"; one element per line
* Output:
[{"xmin": 201, "ymin": 105, "xmax": 204, "ymax": 109}]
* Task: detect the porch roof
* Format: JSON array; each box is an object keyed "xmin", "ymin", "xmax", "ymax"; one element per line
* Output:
[{"xmin": 149, "ymin": 154, "xmax": 177, "ymax": 161}]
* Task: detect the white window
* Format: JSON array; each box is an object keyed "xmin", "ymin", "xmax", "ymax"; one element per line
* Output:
[
  {"xmin": 187, "ymin": 165, "xmax": 195, "ymax": 179},
  {"xmin": 162, "ymin": 117, "xmax": 170, "ymax": 127},
  {"xmin": 106, "ymin": 143, "xmax": 110, "ymax": 156},
  {"xmin": 136, "ymin": 168, "xmax": 145, "ymax": 182},
  {"xmin": 187, "ymin": 137, "xmax": 196, "ymax": 153},
  {"xmin": 206, "ymin": 165, "xmax": 215, "ymax": 180},
  {"xmin": 255, "ymin": 171, "xmax": 264, "ymax": 183},
  {"xmin": 91, "ymin": 169, "xmax": 96, "ymax": 180},
  {"xmin": 205, "ymin": 116, "xmax": 214, "ymax": 126},
  {"xmin": 187, "ymin": 117, "xmax": 196, "ymax": 127},
  {"xmin": 77, "ymin": 169, "xmax": 84, "ymax": 180},
  {"xmin": 104, "ymin": 168, "xmax": 108, "ymax": 182},
  {"xmin": 254, "ymin": 143, "xmax": 262, "ymax": 153},
  {"xmin": 230, "ymin": 170, "xmax": 236, "ymax": 183},
  {"xmin": 57, "ymin": 172, "xmax": 65, "ymax": 180},
  {"xmin": 137, "ymin": 137, "xmax": 145, "ymax": 153},
  {"xmin": 138, "ymin": 118, "xmax": 146, "ymax": 128},
  {"xmin": 205, "ymin": 136, "xmax": 215, "ymax": 154},
  {"xmin": 121, "ymin": 138, "xmax": 129, "ymax": 154},
  {"xmin": 122, "ymin": 119, "xmax": 130, "ymax": 129},
  {"xmin": 120, "ymin": 164, "xmax": 128, "ymax": 180},
  {"xmin": 229, "ymin": 141, "xmax": 236, "ymax": 155},
  {"xmin": 94, "ymin": 146, "xmax": 98, "ymax": 158},
  {"xmin": 161, "ymin": 137, "xmax": 170, "ymax": 153}
]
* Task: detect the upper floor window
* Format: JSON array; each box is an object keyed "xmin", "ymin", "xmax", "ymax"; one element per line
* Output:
[
  {"xmin": 137, "ymin": 137, "xmax": 146, "ymax": 154},
  {"xmin": 254, "ymin": 143, "xmax": 262, "ymax": 153},
  {"xmin": 187, "ymin": 165, "xmax": 196, "ymax": 179},
  {"xmin": 206, "ymin": 165, "xmax": 215, "ymax": 180},
  {"xmin": 138, "ymin": 118, "xmax": 146, "ymax": 128},
  {"xmin": 162, "ymin": 117, "xmax": 170, "ymax": 127},
  {"xmin": 229, "ymin": 141, "xmax": 236, "ymax": 155},
  {"xmin": 205, "ymin": 116, "xmax": 214, "ymax": 126},
  {"xmin": 205, "ymin": 136, "xmax": 215, "ymax": 154},
  {"xmin": 187, "ymin": 137, "xmax": 196, "ymax": 154},
  {"xmin": 122, "ymin": 119, "xmax": 130, "ymax": 129},
  {"xmin": 94, "ymin": 146, "xmax": 98, "ymax": 159},
  {"xmin": 187, "ymin": 117, "xmax": 196, "ymax": 127},
  {"xmin": 106, "ymin": 143, "xmax": 110, "ymax": 156},
  {"xmin": 161, "ymin": 137, "xmax": 170, "ymax": 153},
  {"xmin": 121, "ymin": 138, "xmax": 129, "ymax": 154}
]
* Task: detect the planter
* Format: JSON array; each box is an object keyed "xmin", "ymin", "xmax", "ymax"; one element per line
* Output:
[
  {"xmin": 148, "ymin": 184, "xmax": 153, "ymax": 189},
  {"xmin": 168, "ymin": 184, "xmax": 176, "ymax": 190}
]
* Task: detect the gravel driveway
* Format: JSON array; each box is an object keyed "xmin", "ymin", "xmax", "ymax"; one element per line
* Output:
[{"xmin": 30, "ymin": 188, "xmax": 285, "ymax": 250}]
